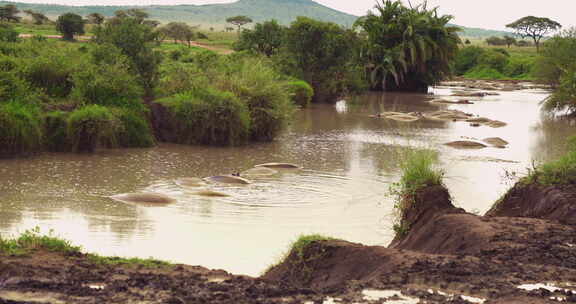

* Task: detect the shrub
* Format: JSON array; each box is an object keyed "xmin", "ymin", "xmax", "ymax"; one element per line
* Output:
[
  {"xmin": 114, "ymin": 108, "xmax": 155, "ymax": 148},
  {"xmin": 526, "ymin": 138, "xmax": 576, "ymax": 186},
  {"xmin": 389, "ymin": 149, "xmax": 444, "ymax": 235},
  {"xmin": 0, "ymin": 71, "xmax": 37, "ymax": 103},
  {"xmin": 464, "ymin": 66, "xmax": 506, "ymax": 80},
  {"xmin": 454, "ymin": 46, "xmax": 485, "ymax": 75},
  {"xmin": 0, "ymin": 23, "xmax": 18, "ymax": 42},
  {"xmin": 223, "ymin": 58, "xmax": 295, "ymax": 141},
  {"xmin": 477, "ymin": 50, "xmax": 508, "ymax": 72},
  {"xmin": 503, "ymin": 55, "xmax": 535, "ymax": 78},
  {"xmin": 71, "ymin": 63, "xmax": 144, "ymax": 110},
  {"xmin": 44, "ymin": 111, "xmax": 69, "ymax": 152},
  {"xmin": 67, "ymin": 105, "xmax": 120, "ymax": 153},
  {"xmin": 285, "ymin": 80, "xmax": 313, "ymax": 107},
  {"xmin": 156, "ymin": 87, "xmax": 250, "ymax": 146},
  {"xmin": 19, "ymin": 54, "xmax": 75, "ymax": 98},
  {"xmin": 0, "ymin": 101, "xmax": 42, "ymax": 156}
]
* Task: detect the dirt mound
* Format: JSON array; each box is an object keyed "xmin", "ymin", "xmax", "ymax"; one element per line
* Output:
[{"xmin": 486, "ymin": 183, "xmax": 576, "ymax": 225}]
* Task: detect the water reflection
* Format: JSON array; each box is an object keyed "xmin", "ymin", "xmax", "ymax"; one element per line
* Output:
[{"xmin": 1, "ymin": 85, "xmax": 575, "ymax": 276}]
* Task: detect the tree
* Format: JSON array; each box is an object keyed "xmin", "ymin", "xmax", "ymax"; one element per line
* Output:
[
  {"xmin": 354, "ymin": 0, "xmax": 460, "ymax": 92},
  {"xmin": 226, "ymin": 15, "xmax": 252, "ymax": 33},
  {"xmin": 93, "ymin": 15, "xmax": 162, "ymax": 98},
  {"xmin": 87, "ymin": 13, "xmax": 105, "ymax": 25},
  {"xmin": 0, "ymin": 4, "xmax": 21, "ymax": 23},
  {"xmin": 159, "ymin": 22, "xmax": 195, "ymax": 46},
  {"xmin": 24, "ymin": 9, "xmax": 49, "ymax": 25},
  {"xmin": 503, "ymin": 35, "xmax": 517, "ymax": 48},
  {"xmin": 485, "ymin": 36, "xmax": 505, "ymax": 46},
  {"xmin": 284, "ymin": 17, "xmax": 362, "ymax": 102},
  {"xmin": 506, "ymin": 16, "xmax": 561, "ymax": 51},
  {"xmin": 234, "ymin": 20, "xmax": 285, "ymax": 57},
  {"xmin": 0, "ymin": 23, "xmax": 18, "ymax": 42},
  {"xmin": 56, "ymin": 13, "xmax": 85, "ymax": 41}
]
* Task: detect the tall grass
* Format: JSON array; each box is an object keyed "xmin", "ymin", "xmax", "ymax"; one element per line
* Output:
[
  {"xmin": 0, "ymin": 101, "xmax": 43, "ymax": 156},
  {"xmin": 67, "ymin": 105, "xmax": 120, "ymax": 152},
  {"xmin": 389, "ymin": 149, "xmax": 444, "ymax": 235},
  {"xmin": 525, "ymin": 137, "xmax": 576, "ymax": 186},
  {"xmin": 285, "ymin": 80, "xmax": 314, "ymax": 107},
  {"xmin": 156, "ymin": 87, "xmax": 250, "ymax": 146},
  {"xmin": 0, "ymin": 227, "xmax": 80, "ymax": 256}
]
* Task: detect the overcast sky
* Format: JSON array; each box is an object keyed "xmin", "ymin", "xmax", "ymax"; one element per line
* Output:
[{"xmin": 9, "ymin": 0, "xmax": 576, "ymax": 31}]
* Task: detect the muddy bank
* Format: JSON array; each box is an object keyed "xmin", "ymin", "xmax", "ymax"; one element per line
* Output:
[
  {"xmin": 264, "ymin": 184, "xmax": 576, "ymax": 303},
  {"xmin": 5, "ymin": 182, "xmax": 576, "ymax": 303}
]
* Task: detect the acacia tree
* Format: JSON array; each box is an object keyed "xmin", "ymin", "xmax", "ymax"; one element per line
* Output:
[
  {"xmin": 234, "ymin": 19, "xmax": 285, "ymax": 57},
  {"xmin": 159, "ymin": 22, "xmax": 195, "ymax": 46},
  {"xmin": 506, "ymin": 16, "xmax": 561, "ymax": 52},
  {"xmin": 24, "ymin": 10, "xmax": 49, "ymax": 25},
  {"xmin": 56, "ymin": 13, "xmax": 85, "ymax": 41},
  {"xmin": 0, "ymin": 4, "xmax": 21, "ymax": 22},
  {"xmin": 354, "ymin": 0, "xmax": 460, "ymax": 92},
  {"xmin": 87, "ymin": 13, "xmax": 105, "ymax": 25},
  {"xmin": 226, "ymin": 15, "xmax": 252, "ymax": 33},
  {"xmin": 503, "ymin": 35, "xmax": 517, "ymax": 48}
]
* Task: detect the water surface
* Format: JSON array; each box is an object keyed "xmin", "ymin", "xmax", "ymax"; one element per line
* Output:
[{"xmin": 1, "ymin": 84, "xmax": 574, "ymax": 275}]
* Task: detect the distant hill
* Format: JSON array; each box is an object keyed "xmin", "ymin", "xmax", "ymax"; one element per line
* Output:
[
  {"xmin": 1, "ymin": 0, "xmax": 512, "ymax": 37},
  {"xmin": 0, "ymin": 0, "xmax": 358, "ymax": 28}
]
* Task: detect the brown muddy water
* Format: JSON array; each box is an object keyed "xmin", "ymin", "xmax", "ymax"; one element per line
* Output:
[{"xmin": 1, "ymin": 84, "xmax": 574, "ymax": 276}]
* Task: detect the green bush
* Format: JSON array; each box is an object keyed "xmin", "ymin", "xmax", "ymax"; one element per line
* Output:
[
  {"xmin": 285, "ymin": 80, "xmax": 313, "ymax": 107},
  {"xmin": 223, "ymin": 58, "xmax": 295, "ymax": 141},
  {"xmin": 454, "ymin": 46, "xmax": 485, "ymax": 75},
  {"xmin": 44, "ymin": 111, "xmax": 69, "ymax": 152},
  {"xmin": 114, "ymin": 108, "xmax": 155, "ymax": 148},
  {"xmin": 157, "ymin": 87, "xmax": 250, "ymax": 146},
  {"xmin": 526, "ymin": 137, "xmax": 576, "ymax": 186},
  {"xmin": 71, "ymin": 63, "xmax": 144, "ymax": 110},
  {"xmin": 0, "ymin": 101, "xmax": 43, "ymax": 156},
  {"xmin": 19, "ymin": 54, "xmax": 75, "ymax": 98},
  {"xmin": 477, "ymin": 50, "xmax": 508, "ymax": 72},
  {"xmin": 503, "ymin": 55, "xmax": 535, "ymax": 78},
  {"xmin": 0, "ymin": 71, "xmax": 37, "ymax": 103},
  {"xmin": 0, "ymin": 23, "xmax": 18, "ymax": 42},
  {"xmin": 67, "ymin": 105, "xmax": 119, "ymax": 153},
  {"xmin": 464, "ymin": 66, "xmax": 506, "ymax": 80}
]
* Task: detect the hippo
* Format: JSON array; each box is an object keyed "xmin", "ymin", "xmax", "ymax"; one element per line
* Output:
[
  {"xmin": 110, "ymin": 192, "xmax": 176, "ymax": 205},
  {"xmin": 175, "ymin": 177, "xmax": 206, "ymax": 187},
  {"xmin": 194, "ymin": 190, "xmax": 231, "ymax": 197},
  {"xmin": 203, "ymin": 175, "xmax": 251, "ymax": 185},
  {"xmin": 241, "ymin": 167, "xmax": 278, "ymax": 177},
  {"xmin": 255, "ymin": 163, "xmax": 301, "ymax": 169},
  {"xmin": 444, "ymin": 141, "xmax": 488, "ymax": 149}
]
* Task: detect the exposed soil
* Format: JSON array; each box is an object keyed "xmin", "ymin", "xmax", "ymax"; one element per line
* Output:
[{"xmin": 5, "ymin": 182, "xmax": 576, "ymax": 303}]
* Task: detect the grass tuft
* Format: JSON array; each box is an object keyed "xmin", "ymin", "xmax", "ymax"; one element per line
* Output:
[
  {"xmin": 0, "ymin": 227, "xmax": 81, "ymax": 256},
  {"xmin": 389, "ymin": 149, "xmax": 444, "ymax": 236}
]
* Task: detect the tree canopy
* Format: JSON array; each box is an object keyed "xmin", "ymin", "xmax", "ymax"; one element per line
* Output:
[
  {"xmin": 226, "ymin": 15, "xmax": 253, "ymax": 32},
  {"xmin": 0, "ymin": 4, "xmax": 21, "ymax": 23},
  {"xmin": 87, "ymin": 13, "xmax": 105, "ymax": 25},
  {"xmin": 158, "ymin": 22, "xmax": 195, "ymax": 46},
  {"xmin": 234, "ymin": 20, "xmax": 285, "ymax": 57},
  {"xmin": 56, "ymin": 13, "xmax": 85, "ymax": 41},
  {"xmin": 24, "ymin": 9, "xmax": 50, "ymax": 25},
  {"xmin": 506, "ymin": 16, "xmax": 561, "ymax": 51},
  {"xmin": 354, "ymin": 0, "xmax": 461, "ymax": 92}
]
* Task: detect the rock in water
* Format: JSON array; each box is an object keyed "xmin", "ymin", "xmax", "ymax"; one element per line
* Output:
[
  {"xmin": 111, "ymin": 192, "xmax": 176, "ymax": 205},
  {"xmin": 255, "ymin": 163, "xmax": 301, "ymax": 169},
  {"xmin": 203, "ymin": 175, "xmax": 251, "ymax": 184},
  {"xmin": 444, "ymin": 141, "xmax": 487, "ymax": 149}
]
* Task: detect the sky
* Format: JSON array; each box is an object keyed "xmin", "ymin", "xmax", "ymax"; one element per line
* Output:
[{"xmin": 8, "ymin": 0, "xmax": 576, "ymax": 31}]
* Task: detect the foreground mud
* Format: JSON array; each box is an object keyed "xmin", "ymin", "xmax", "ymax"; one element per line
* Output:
[{"xmin": 3, "ymin": 183, "xmax": 576, "ymax": 303}]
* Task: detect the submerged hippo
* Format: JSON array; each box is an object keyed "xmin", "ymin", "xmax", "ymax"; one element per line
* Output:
[
  {"xmin": 203, "ymin": 175, "xmax": 251, "ymax": 185},
  {"xmin": 444, "ymin": 141, "xmax": 488, "ymax": 149},
  {"xmin": 241, "ymin": 167, "xmax": 279, "ymax": 177},
  {"xmin": 194, "ymin": 190, "xmax": 231, "ymax": 197},
  {"xmin": 110, "ymin": 192, "xmax": 176, "ymax": 205},
  {"xmin": 175, "ymin": 177, "xmax": 206, "ymax": 188},
  {"xmin": 255, "ymin": 163, "xmax": 301, "ymax": 169},
  {"xmin": 483, "ymin": 137, "xmax": 509, "ymax": 148}
]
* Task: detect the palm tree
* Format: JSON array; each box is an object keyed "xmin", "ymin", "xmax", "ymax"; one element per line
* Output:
[{"xmin": 355, "ymin": 0, "xmax": 460, "ymax": 92}]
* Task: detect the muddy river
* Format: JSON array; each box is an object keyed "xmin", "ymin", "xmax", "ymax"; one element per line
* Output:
[{"xmin": 1, "ymin": 84, "xmax": 574, "ymax": 276}]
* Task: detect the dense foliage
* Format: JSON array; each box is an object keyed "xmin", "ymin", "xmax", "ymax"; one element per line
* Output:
[
  {"xmin": 453, "ymin": 46, "xmax": 535, "ymax": 80},
  {"xmin": 354, "ymin": 0, "xmax": 460, "ymax": 92},
  {"xmin": 535, "ymin": 28, "xmax": 576, "ymax": 114}
]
